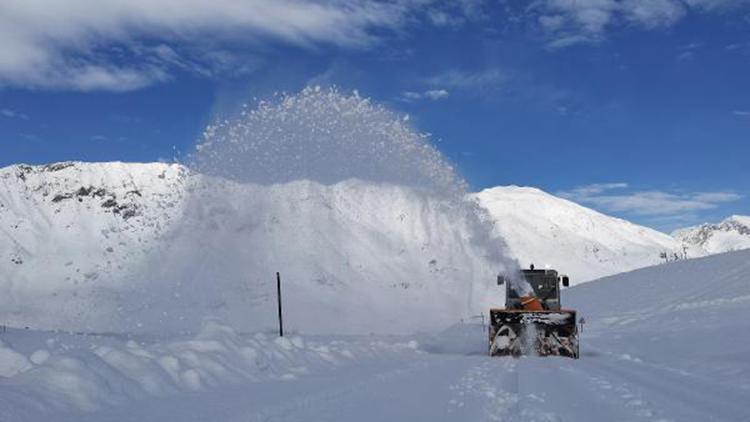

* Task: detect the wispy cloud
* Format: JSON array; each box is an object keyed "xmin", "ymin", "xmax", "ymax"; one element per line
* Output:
[
  {"xmin": 676, "ymin": 42, "xmax": 702, "ymax": 60},
  {"xmin": 733, "ymin": 110, "xmax": 750, "ymax": 116},
  {"xmin": 532, "ymin": 0, "xmax": 749, "ymax": 49},
  {"xmin": 684, "ymin": 0, "xmax": 750, "ymax": 11},
  {"xmin": 0, "ymin": 0, "xmax": 482, "ymax": 92},
  {"xmin": 0, "ymin": 108, "xmax": 29, "ymax": 120},
  {"xmin": 399, "ymin": 89, "xmax": 450, "ymax": 102},
  {"xmin": 426, "ymin": 0, "xmax": 487, "ymax": 28},
  {"xmin": 558, "ymin": 183, "xmax": 742, "ymax": 217},
  {"xmin": 545, "ymin": 35, "xmax": 594, "ymax": 49},
  {"xmin": 424, "ymin": 89, "xmax": 450, "ymax": 100},
  {"xmin": 424, "ymin": 69, "xmax": 507, "ymax": 94},
  {"xmin": 725, "ymin": 41, "xmax": 750, "ymax": 55},
  {"xmin": 562, "ymin": 182, "xmax": 629, "ymax": 197},
  {"xmin": 677, "ymin": 50, "xmax": 696, "ymax": 61},
  {"xmin": 0, "ymin": 0, "xmax": 404, "ymax": 91}
]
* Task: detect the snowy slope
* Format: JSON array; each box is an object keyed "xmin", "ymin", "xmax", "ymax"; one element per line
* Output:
[
  {"xmin": 672, "ymin": 215, "xmax": 750, "ymax": 254},
  {"xmin": 0, "ymin": 162, "xmax": 190, "ymax": 331},
  {"xmin": 0, "ymin": 162, "xmax": 507, "ymax": 335},
  {"xmin": 2, "ymin": 162, "xmax": 717, "ymax": 335},
  {"xmin": 565, "ymin": 248, "xmax": 750, "ymax": 411},
  {"xmin": 0, "ymin": 249, "xmax": 748, "ymax": 421},
  {"xmin": 475, "ymin": 186, "xmax": 705, "ymax": 283}
]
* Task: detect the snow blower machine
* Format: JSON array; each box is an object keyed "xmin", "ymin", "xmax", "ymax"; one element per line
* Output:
[{"xmin": 489, "ymin": 265, "xmax": 579, "ymax": 358}]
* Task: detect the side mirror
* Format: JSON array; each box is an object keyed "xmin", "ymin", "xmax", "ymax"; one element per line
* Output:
[
  {"xmin": 497, "ymin": 275, "xmax": 505, "ymax": 286},
  {"xmin": 562, "ymin": 276, "xmax": 570, "ymax": 287}
]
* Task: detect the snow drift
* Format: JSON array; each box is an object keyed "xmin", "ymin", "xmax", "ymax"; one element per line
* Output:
[
  {"xmin": 0, "ymin": 247, "xmax": 748, "ymax": 421},
  {"xmin": 566, "ymin": 248, "xmax": 750, "ymax": 406},
  {"xmin": 0, "ymin": 320, "xmax": 423, "ymax": 418}
]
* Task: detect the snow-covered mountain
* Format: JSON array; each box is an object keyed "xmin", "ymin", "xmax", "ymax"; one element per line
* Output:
[
  {"xmin": 1, "ymin": 162, "xmax": 714, "ymax": 334},
  {"xmin": 8, "ymin": 161, "xmax": 750, "ymax": 422},
  {"xmin": 0, "ymin": 162, "xmax": 190, "ymax": 330},
  {"xmin": 672, "ymin": 215, "xmax": 750, "ymax": 254},
  {"xmin": 474, "ymin": 186, "xmax": 705, "ymax": 283},
  {"xmin": 0, "ymin": 162, "xmax": 507, "ymax": 334}
]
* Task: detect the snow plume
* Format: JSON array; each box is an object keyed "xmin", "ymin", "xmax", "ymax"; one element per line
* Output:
[
  {"xmin": 112, "ymin": 88, "xmax": 514, "ymax": 335},
  {"xmin": 510, "ymin": 276, "xmax": 535, "ymax": 298},
  {"xmin": 192, "ymin": 86, "xmax": 465, "ymax": 194}
]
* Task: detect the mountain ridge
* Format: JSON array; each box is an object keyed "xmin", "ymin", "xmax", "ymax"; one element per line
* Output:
[
  {"xmin": 473, "ymin": 185, "xmax": 706, "ymax": 283},
  {"xmin": 3, "ymin": 161, "xmax": 739, "ymax": 333},
  {"xmin": 672, "ymin": 215, "xmax": 750, "ymax": 254}
]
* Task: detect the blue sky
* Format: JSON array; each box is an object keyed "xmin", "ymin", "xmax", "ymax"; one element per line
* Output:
[{"xmin": 0, "ymin": 0, "xmax": 748, "ymax": 232}]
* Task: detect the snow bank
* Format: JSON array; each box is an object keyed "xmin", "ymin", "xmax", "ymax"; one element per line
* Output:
[
  {"xmin": 567, "ymin": 249, "xmax": 750, "ymax": 386},
  {"xmin": 0, "ymin": 340, "xmax": 32, "ymax": 377},
  {"xmin": 0, "ymin": 320, "xmax": 422, "ymax": 417}
]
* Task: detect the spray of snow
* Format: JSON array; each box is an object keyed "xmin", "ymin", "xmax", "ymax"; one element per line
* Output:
[
  {"xmin": 108, "ymin": 87, "xmax": 515, "ymax": 335},
  {"xmin": 509, "ymin": 275, "xmax": 535, "ymax": 298},
  {"xmin": 520, "ymin": 322, "xmax": 538, "ymax": 357},
  {"xmin": 192, "ymin": 86, "xmax": 465, "ymax": 194},
  {"xmin": 0, "ymin": 88, "xmax": 513, "ymax": 335}
]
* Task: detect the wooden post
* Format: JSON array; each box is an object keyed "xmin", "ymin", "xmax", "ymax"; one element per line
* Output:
[{"xmin": 276, "ymin": 272, "xmax": 284, "ymax": 337}]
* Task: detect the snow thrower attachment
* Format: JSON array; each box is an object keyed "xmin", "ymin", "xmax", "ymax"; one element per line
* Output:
[{"xmin": 489, "ymin": 265, "xmax": 579, "ymax": 358}]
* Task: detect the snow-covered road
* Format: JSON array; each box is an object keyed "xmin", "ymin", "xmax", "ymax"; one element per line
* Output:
[
  {"xmin": 68, "ymin": 324, "xmax": 747, "ymax": 422},
  {"xmin": 2, "ymin": 250, "xmax": 749, "ymax": 421}
]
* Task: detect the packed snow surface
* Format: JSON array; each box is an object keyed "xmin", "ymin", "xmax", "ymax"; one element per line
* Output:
[
  {"xmin": 474, "ymin": 186, "xmax": 705, "ymax": 283},
  {"xmin": 1, "ymin": 249, "xmax": 747, "ymax": 421},
  {"xmin": 673, "ymin": 215, "xmax": 750, "ymax": 254}
]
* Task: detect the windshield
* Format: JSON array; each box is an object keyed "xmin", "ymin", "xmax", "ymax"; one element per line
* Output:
[{"xmin": 524, "ymin": 273, "xmax": 558, "ymax": 300}]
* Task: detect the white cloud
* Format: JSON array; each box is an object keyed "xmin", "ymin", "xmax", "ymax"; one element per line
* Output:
[
  {"xmin": 427, "ymin": 9, "xmax": 457, "ymax": 27},
  {"xmin": 683, "ymin": 0, "xmax": 750, "ymax": 11},
  {"xmin": 558, "ymin": 183, "xmax": 742, "ymax": 216},
  {"xmin": 399, "ymin": 89, "xmax": 449, "ymax": 102},
  {"xmin": 692, "ymin": 192, "xmax": 743, "ymax": 202},
  {"xmin": 545, "ymin": 34, "xmax": 595, "ymax": 49},
  {"xmin": 677, "ymin": 50, "xmax": 696, "ymax": 60},
  {"xmin": 0, "ymin": 0, "xmax": 441, "ymax": 91},
  {"xmin": 425, "ymin": 69, "xmax": 507, "ymax": 92},
  {"xmin": 410, "ymin": 67, "xmax": 512, "ymax": 102},
  {"xmin": 423, "ymin": 89, "xmax": 450, "ymax": 100},
  {"xmin": 0, "ymin": 108, "xmax": 29, "ymax": 120},
  {"xmin": 401, "ymin": 91, "xmax": 423, "ymax": 101},
  {"xmin": 733, "ymin": 110, "xmax": 750, "ymax": 116},
  {"xmin": 562, "ymin": 182, "xmax": 629, "ymax": 196},
  {"xmin": 535, "ymin": 0, "xmax": 748, "ymax": 49},
  {"xmin": 539, "ymin": 14, "xmax": 566, "ymax": 31},
  {"xmin": 426, "ymin": 0, "xmax": 487, "ymax": 27},
  {"xmin": 622, "ymin": 0, "xmax": 686, "ymax": 28},
  {"xmin": 539, "ymin": 0, "xmax": 620, "ymax": 40}
]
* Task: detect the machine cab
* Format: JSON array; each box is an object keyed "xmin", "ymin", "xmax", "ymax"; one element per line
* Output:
[{"xmin": 497, "ymin": 265, "xmax": 570, "ymax": 311}]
